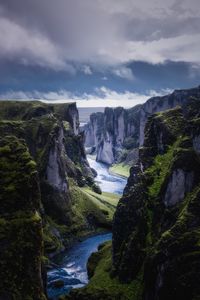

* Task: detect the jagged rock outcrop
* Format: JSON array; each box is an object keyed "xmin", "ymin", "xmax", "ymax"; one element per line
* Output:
[
  {"xmin": 84, "ymin": 105, "xmax": 141, "ymax": 164},
  {"xmin": 0, "ymin": 101, "xmax": 111, "ymax": 299},
  {"xmin": 139, "ymin": 86, "xmax": 200, "ymax": 145},
  {"xmin": 84, "ymin": 86, "xmax": 200, "ymax": 165},
  {"xmin": 61, "ymin": 94, "xmax": 200, "ymax": 300},
  {"xmin": 112, "ymin": 97, "xmax": 200, "ymax": 299},
  {"xmin": 0, "ymin": 102, "xmax": 95, "ymax": 226}
]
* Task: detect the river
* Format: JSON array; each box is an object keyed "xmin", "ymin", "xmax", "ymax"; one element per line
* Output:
[
  {"xmin": 87, "ymin": 156, "xmax": 127, "ymax": 195},
  {"xmin": 47, "ymin": 157, "xmax": 127, "ymax": 299}
]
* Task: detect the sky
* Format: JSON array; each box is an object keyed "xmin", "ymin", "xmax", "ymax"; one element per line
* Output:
[{"xmin": 0, "ymin": 0, "xmax": 200, "ymax": 107}]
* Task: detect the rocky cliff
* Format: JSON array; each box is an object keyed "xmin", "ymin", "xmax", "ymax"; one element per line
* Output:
[
  {"xmin": 0, "ymin": 101, "xmax": 111, "ymax": 299},
  {"xmin": 84, "ymin": 86, "xmax": 200, "ymax": 165},
  {"xmin": 66, "ymin": 96, "xmax": 200, "ymax": 300},
  {"xmin": 0, "ymin": 136, "xmax": 46, "ymax": 300},
  {"xmin": 112, "ymin": 97, "xmax": 200, "ymax": 299},
  {"xmin": 84, "ymin": 105, "xmax": 141, "ymax": 165}
]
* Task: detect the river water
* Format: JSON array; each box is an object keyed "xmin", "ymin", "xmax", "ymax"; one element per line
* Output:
[
  {"xmin": 87, "ymin": 156, "xmax": 127, "ymax": 195},
  {"xmin": 47, "ymin": 157, "xmax": 127, "ymax": 299}
]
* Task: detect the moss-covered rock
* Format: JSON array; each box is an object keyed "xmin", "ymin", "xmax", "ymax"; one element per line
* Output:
[
  {"xmin": 63, "ymin": 242, "xmax": 143, "ymax": 300},
  {"xmin": 0, "ymin": 101, "xmax": 117, "ymax": 299},
  {"xmin": 0, "ymin": 136, "xmax": 46, "ymax": 300},
  {"xmin": 0, "ymin": 101, "xmax": 106, "ymax": 255},
  {"xmin": 111, "ymin": 100, "xmax": 200, "ymax": 299}
]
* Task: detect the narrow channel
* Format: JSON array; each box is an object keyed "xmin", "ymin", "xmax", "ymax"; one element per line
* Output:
[{"xmin": 47, "ymin": 157, "xmax": 127, "ymax": 299}]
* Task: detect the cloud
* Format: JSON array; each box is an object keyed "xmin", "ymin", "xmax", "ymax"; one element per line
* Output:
[
  {"xmin": 0, "ymin": 0, "xmax": 200, "ymax": 70},
  {"xmin": 82, "ymin": 65, "xmax": 93, "ymax": 75},
  {"xmin": 0, "ymin": 16, "xmax": 75, "ymax": 72},
  {"xmin": 0, "ymin": 87, "xmax": 173, "ymax": 108},
  {"xmin": 112, "ymin": 67, "xmax": 134, "ymax": 80},
  {"xmin": 111, "ymin": 34, "xmax": 200, "ymax": 64}
]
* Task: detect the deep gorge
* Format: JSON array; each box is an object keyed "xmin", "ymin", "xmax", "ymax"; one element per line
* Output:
[{"xmin": 1, "ymin": 86, "xmax": 200, "ymax": 300}]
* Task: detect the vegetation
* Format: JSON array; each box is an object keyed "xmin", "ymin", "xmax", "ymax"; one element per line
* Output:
[
  {"xmin": 0, "ymin": 136, "xmax": 46, "ymax": 300},
  {"xmin": 111, "ymin": 101, "xmax": 200, "ymax": 300},
  {"xmin": 109, "ymin": 163, "xmax": 130, "ymax": 178},
  {"xmin": 0, "ymin": 100, "xmax": 120, "ymax": 299},
  {"xmin": 63, "ymin": 242, "xmax": 143, "ymax": 300}
]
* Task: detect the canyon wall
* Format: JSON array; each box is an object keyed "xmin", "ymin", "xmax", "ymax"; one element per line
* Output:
[
  {"xmin": 84, "ymin": 86, "xmax": 200, "ymax": 165},
  {"xmin": 0, "ymin": 101, "xmax": 110, "ymax": 299},
  {"xmin": 112, "ymin": 97, "xmax": 200, "ymax": 299},
  {"xmin": 84, "ymin": 105, "xmax": 141, "ymax": 164},
  {"xmin": 68, "ymin": 95, "xmax": 200, "ymax": 300}
]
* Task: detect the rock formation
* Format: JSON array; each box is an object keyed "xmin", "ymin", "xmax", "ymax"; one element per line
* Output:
[
  {"xmin": 0, "ymin": 101, "xmax": 111, "ymax": 299},
  {"xmin": 84, "ymin": 86, "xmax": 200, "ymax": 165},
  {"xmin": 84, "ymin": 105, "xmax": 141, "ymax": 164},
  {"xmin": 0, "ymin": 136, "xmax": 46, "ymax": 300},
  {"xmin": 67, "ymin": 95, "xmax": 200, "ymax": 300},
  {"xmin": 112, "ymin": 97, "xmax": 200, "ymax": 299}
]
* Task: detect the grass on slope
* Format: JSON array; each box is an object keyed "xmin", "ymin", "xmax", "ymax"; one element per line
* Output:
[
  {"xmin": 80, "ymin": 187, "xmax": 120, "ymax": 222},
  {"xmin": 109, "ymin": 163, "xmax": 130, "ymax": 178},
  {"xmin": 82, "ymin": 187, "xmax": 120, "ymax": 208},
  {"xmin": 67, "ymin": 182, "xmax": 120, "ymax": 237},
  {"xmin": 64, "ymin": 242, "xmax": 143, "ymax": 300}
]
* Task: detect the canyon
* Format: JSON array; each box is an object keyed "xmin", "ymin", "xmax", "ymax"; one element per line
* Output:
[
  {"xmin": 0, "ymin": 101, "xmax": 116, "ymax": 300},
  {"xmin": 84, "ymin": 86, "xmax": 200, "ymax": 166},
  {"xmin": 66, "ymin": 87, "xmax": 200, "ymax": 300},
  {"xmin": 1, "ymin": 86, "xmax": 200, "ymax": 300}
]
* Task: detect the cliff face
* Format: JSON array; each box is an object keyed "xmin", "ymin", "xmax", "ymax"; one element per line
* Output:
[
  {"xmin": 112, "ymin": 97, "xmax": 200, "ymax": 299},
  {"xmin": 0, "ymin": 101, "xmax": 111, "ymax": 299},
  {"xmin": 64, "ymin": 96, "xmax": 200, "ymax": 300},
  {"xmin": 84, "ymin": 105, "xmax": 141, "ymax": 165},
  {"xmin": 0, "ymin": 102, "xmax": 94, "ymax": 225},
  {"xmin": 139, "ymin": 86, "xmax": 200, "ymax": 146},
  {"xmin": 0, "ymin": 136, "xmax": 46, "ymax": 300},
  {"xmin": 84, "ymin": 86, "xmax": 200, "ymax": 165}
]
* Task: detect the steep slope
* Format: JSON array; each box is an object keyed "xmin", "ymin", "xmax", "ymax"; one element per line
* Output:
[
  {"xmin": 0, "ymin": 101, "xmax": 115, "ymax": 299},
  {"xmin": 84, "ymin": 86, "xmax": 200, "ymax": 166},
  {"xmin": 112, "ymin": 98, "xmax": 200, "ymax": 299},
  {"xmin": 0, "ymin": 136, "xmax": 46, "ymax": 300},
  {"xmin": 66, "ymin": 97, "xmax": 200, "ymax": 300}
]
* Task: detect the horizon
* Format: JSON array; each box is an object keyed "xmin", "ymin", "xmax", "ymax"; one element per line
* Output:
[
  {"xmin": 0, "ymin": 0, "xmax": 200, "ymax": 107},
  {"xmin": 1, "ymin": 84, "xmax": 200, "ymax": 108}
]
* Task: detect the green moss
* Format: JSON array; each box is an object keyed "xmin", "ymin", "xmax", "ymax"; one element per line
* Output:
[
  {"xmin": 109, "ymin": 163, "xmax": 130, "ymax": 178},
  {"xmin": 0, "ymin": 135, "xmax": 46, "ymax": 300},
  {"xmin": 154, "ymin": 107, "xmax": 185, "ymax": 137},
  {"xmin": 63, "ymin": 121, "xmax": 70, "ymax": 130},
  {"xmin": 81, "ymin": 187, "xmax": 120, "ymax": 217},
  {"xmin": 146, "ymin": 138, "xmax": 185, "ymax": 198},
  {"xmin": 43, "ymin": 221, "xmax": 64, "ymax": 254},
  {"xmin": 69, "ymin": 183, "xmax": 113, "ymax": 234},
  {"xmin": 65, "ymin": 242, "xmax": 143, "ymax": 300},
  {"xmin": 0, "ymin": 216, "xmax": 45, "ymax": 300},
  {"xmin": 146, "ymin": 147, "xmax": 173, "ymax": 198}
]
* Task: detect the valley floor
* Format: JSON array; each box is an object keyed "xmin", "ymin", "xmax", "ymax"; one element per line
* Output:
[{"xmin": 109, "ymin": 163, "xmax": 131, "ymax": 178}]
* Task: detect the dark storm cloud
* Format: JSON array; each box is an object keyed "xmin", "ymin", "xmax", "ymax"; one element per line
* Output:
[{"xmin": 0, "ymin": 0, "xmax": 200, "ymax": 70}]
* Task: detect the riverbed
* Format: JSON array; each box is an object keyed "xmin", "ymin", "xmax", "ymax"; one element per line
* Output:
[
  {"xmin": 47, "ymin": 158, "xmax": 127, "ymax": 299},
  {"xmin": 47, "ymin": 233, "xmax": 112, "ymax": 299},
  {"xmin": 87, "ymin": 156, "xmax": 127, "ymax": 195}
]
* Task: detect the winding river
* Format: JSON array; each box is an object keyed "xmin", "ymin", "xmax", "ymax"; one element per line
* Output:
[
  {"xmin": 47, "ymin": 157, "xmax": 127, "ymax": 299},
  {"xmin": 87, "ymin": 156, "xmax": 127, "ymax": 195}
]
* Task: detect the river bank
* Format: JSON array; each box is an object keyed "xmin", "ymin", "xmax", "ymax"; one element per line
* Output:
[
  {"xmin": 108, "ymin": 163, "xmax": 130, "ymax": 179},
  {"xmin": 47, "ymin": 233, "xmax": 112, "ymax": 300},
  {"xmin": 47, "ymin": 156, "xmax": 127, "ymax": 299},
  {"xmin": 87, "ymin": 156, "xmax": 127, "ymax": 195}
]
